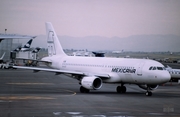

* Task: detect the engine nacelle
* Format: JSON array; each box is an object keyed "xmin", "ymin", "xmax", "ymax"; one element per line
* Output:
[
  {"xmin": 81, "ymin": 76, "xmax": 102, "ymax": 90},
  {"xmin": 138, "ymin": 84, "xmax": 159, "ymax": 90}
]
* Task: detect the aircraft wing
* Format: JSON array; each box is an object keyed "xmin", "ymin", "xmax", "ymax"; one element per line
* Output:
[{"xmin": 13, "ymin": 66, "xmax": 110, "ymax": 79}]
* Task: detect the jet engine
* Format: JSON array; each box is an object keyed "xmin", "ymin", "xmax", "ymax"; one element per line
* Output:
[
  {"xmin": 81, "ymin": 76, "xmax": 102, "ymax": 90},
  {"xmin": 138, "ymin": 84, "xmax": 159, "ymax": 90}
]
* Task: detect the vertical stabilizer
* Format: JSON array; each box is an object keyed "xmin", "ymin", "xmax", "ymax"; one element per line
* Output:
[
  {"xmin": 23, "ymin": 39, "xmax": 33, "ymax": 48},
  {"xmin": 45, "ymin": 22, "xmax": 66, "ymax": 56}
]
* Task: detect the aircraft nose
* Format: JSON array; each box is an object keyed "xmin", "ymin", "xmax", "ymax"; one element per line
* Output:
[{"xmin": 161, "ymin": 71, "xmax": 171, "ymax": 83}]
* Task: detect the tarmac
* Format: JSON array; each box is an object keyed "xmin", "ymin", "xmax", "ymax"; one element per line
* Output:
[{"xmin": 0, "ymin": 67, "xmax": 180, "ymax": 117}]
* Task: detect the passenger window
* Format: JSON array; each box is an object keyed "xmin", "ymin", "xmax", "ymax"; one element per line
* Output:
[{"xmin": 153, "ymin": 67, "xmax": 156, "ymax": 70}]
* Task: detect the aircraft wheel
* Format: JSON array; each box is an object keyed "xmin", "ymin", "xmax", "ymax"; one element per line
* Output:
[
  {"xmin": 116, "ymin": 86, "xmax": 122, "ymax": 93},
  {"xmin": 80, "ymin": 86, "xmax": 90, "ymax": 93},
  {"xmin": 146, "ymin": 92, "xmax": 152, "ymax": 96},
  {"xmin": 122, "ymin": 86, "xmax": 126, "ymax": 93},
  {"xmin": 116, "ymin": 86, "xmax": 126, "ymax": 93}
]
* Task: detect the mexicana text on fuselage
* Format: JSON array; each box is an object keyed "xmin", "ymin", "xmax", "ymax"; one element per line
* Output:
[{"xmin": 111, "ymin": 67, "xmax": 136, "ymax": 74}]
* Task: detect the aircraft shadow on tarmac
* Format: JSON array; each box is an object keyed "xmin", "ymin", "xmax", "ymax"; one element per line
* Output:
[
  {"xmin": 3, "ymin": 83, "xmax": 180, "ymax": 98},
  {"xmin": 75, "ymin": 90, "xmax": 180, "ymax": 98}
]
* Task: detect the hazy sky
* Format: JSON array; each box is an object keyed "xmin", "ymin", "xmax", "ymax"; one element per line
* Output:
[{"xmin": 0, "ymin": 0, "xmax": 180, "ymax": 38}]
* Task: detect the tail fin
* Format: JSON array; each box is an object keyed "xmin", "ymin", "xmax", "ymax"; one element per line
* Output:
[
  {"xmin": 32, "ymin": 47, "xmax": 41, "ymax": 53},
  {"xmin": 45, "ymin": 22, "xmax": 67, "ymax": 56},
  {"xmin": 14, "ymin": 45, "xmax": 21, "ymax": 52},
  {"xmin": 23, "ymin": 39, "xmax": 33, "ymax": 48},
  {"xmin": 14, "ymin": 39, "xmax": 33, "ymax": 52},
  {"xmin": 0, "ymin": 52, "xmax": 5, "ymax": 60}
]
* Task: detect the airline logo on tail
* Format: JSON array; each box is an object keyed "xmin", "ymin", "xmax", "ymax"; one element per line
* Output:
[
  {"xmin": 14, "ymin": 39, "xmax": 33, "ymax": 52},
  {"xmin": 24, "ymin": 39, "xmax": 33, "ymax": 48},
  {"xmin": 47, "ymin": 31, "xmax": 56, "ymax": 56}
]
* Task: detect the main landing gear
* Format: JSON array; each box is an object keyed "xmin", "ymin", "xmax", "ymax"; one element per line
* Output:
[{"xmin": 116, "ymin": 84, "xmax": 126, "ymax": 93}]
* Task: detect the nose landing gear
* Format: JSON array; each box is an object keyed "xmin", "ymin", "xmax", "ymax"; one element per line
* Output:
[
  {"xmin": 146, "ymin": 91, "xmax": 152, "ymax": 96},
  {"xmin": 146, "ymin": 87, "xmax": 152, "ymax": 96}
]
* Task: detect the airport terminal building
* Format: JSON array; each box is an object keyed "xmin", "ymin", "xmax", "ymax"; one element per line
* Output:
[
  {"xmin": 0, "ymin": 38, "xmax": 13, "ymax": 60},
  {"xmin": 0, "ymin": 33, "xmax": 36, "ymax": 61}
]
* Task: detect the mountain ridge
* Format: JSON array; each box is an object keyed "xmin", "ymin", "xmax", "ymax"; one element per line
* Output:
[{"xmin": 29, "ymin": 34, "xmax": 180, "ymax": 52}]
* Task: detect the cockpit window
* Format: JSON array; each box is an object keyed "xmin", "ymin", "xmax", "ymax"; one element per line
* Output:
[
  {"xmin": 149, "ymin": 66, "xmax": 165, "ymax": 70},
  {"xmin": 157, "ymin": 67, "xmax": 163, "ymax": 70},
  {"xmin": 149, "ymin": 67, "xmax": 153, "ymax": 70}
]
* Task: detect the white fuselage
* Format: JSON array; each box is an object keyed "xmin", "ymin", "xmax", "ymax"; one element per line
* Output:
[{"xmin": 43, "ymin": 55, "xmax": 170, "ymax": 85}]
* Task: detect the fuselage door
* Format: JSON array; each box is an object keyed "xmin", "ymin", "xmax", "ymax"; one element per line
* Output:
[{"xmin": 137, "ymin": 62, "xmax": 145, "ymax": 76}]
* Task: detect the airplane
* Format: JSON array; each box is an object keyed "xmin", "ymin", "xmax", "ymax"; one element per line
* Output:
[
  {"xmin": 31, "ymin": 47, "xmax": 41, "ymax": 53},
  {"xmin": 92, "ymin": 51, "xmax": 105, "ymax": 57},
  {"xmin": 13, "ymin": 39, "xmax": 33, "ymax": 52},
  {"xmin": 166, "ymin": 65, "xmax": 180, "ymax": 82},
  {"xmin": 13, "ymin": 22, "xmax": 171, "ymax": 96},
  {"xmin": 13, "ymin": 39, "xmax": 41, "ymax": 53},
  {"xmin": 112, "ymin": 50, "xmax": 124, "ymax": 54}
]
